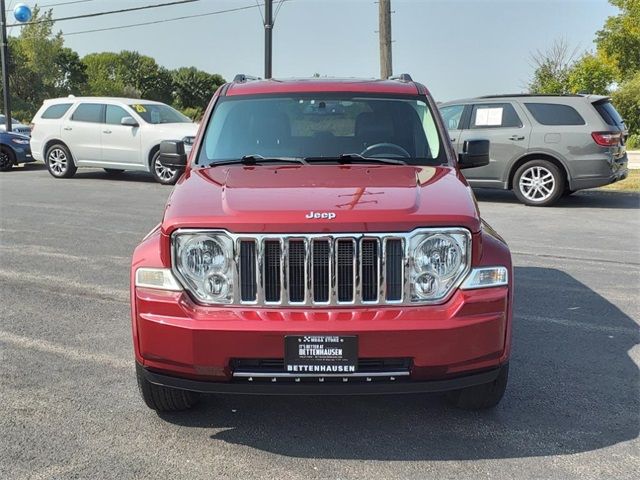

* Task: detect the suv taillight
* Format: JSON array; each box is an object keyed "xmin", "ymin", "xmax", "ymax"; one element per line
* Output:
[{"xmin": 591, "ymin": 131, "xmax": 621, "ymax": 146}]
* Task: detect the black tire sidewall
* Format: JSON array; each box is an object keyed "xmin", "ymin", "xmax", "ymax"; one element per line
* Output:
[
  {"xmin": 150, "ymin": 149, "xmax": 180, "ymax": 185},
  {"xmin": 0, "ymin": 147, "xmax": 15, "ymax": 171},
  {"xmin": 45, "ymin": 144, "xmax": 76, "ymax": 178},
  {"xmin": 513, "ymin": 160, "xmax": 564, "ymax": 207}
]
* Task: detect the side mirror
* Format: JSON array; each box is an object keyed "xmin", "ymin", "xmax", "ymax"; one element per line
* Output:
[
  {"xmin": 458, "ymin": 139, "xmax": 490, "ymax": 169},
  {"xmin": 159, "ymin": 140, "xmax": 187, "ymax": 169},
  {"xmin": 121, "ymin": 116, "xmax": 139, "ymax": 127}
]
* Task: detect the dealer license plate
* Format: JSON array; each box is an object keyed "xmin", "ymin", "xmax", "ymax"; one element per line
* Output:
[{"xmin": 284, "ymin": 335, "xmax": 358, "ymax": 374}]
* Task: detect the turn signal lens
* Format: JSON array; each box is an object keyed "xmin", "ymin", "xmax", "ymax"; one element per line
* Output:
[
  {"xmin": 461, "ymin": 267, "xmax": 508, "ymax": 290},
  {"xmin": 135, "ymin": 268, "xmax": 183, "ymax": 291}
]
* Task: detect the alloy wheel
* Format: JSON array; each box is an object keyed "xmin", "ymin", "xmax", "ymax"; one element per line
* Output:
[
  {"xmin": 154, "ymin": 156, "xmax": 176, "ymax": 182},
  {"xmin": 48, "ymin": 148, "xmax": 68, "ymax": 175},
  {"xmin": 518, "ymin": 165, "xmax": 556, "ymax": 202},
  {"xmin": 0, "ymin": 151, "xmax": 12, "ymax": 170}
]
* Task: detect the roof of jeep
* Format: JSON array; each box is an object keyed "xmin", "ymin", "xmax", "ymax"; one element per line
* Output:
[{"xmin": 224, "ymin": 77, "xmax": 423, "ymax": 96}]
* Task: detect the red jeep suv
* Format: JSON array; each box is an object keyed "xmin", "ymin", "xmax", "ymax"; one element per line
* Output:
[{"xmin": 131, "ymin": 74, "xmax": 513, "ymax": 412}]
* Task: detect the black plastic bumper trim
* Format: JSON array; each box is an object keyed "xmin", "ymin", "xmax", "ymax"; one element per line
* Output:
[{"xmin": 137, "ymin": 363, "xmax": 502, "ymax": 396}]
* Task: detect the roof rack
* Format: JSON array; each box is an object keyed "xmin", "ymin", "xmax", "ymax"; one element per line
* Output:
[
  {"xmin": 479, "ymin": 93, "xmax": 583, "ymax": 98},
  {"xmin": 388, "ymin": 73, "xmax": 413, "ymax": 82},
  {"xmin": 233, "ymin": 74, "xmax": 261, "ymax": 83}
]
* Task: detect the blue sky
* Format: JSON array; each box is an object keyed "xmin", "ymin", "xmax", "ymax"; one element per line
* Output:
[{"xmin": 10, "ymin": 0, "xmax": 617, "ymax": 101}]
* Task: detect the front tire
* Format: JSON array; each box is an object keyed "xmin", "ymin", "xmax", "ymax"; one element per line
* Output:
[
  {"xmin": 445, "ymin": 364, "xmax": 509, "ymax": 410},
  {"xmin": 45, "ymin": 144, "xmax": 77, "ymax": 178},
  {"xmin": 150, "ymin": 149, "xmax": 180, "ymax": 185},
  {"xmin": 0, "ymin": 146, "xmax": 15, "ymax": 171},
  {"xmin": 513, "ymin": 160, "xmax": 564, "ymax": 207},
  {"xmin": 136, "ymin": 366, "xmax": 198, "ymax": 412}
]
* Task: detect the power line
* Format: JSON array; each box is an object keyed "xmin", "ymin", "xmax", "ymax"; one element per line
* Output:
[
  {"xmin": 61, "ymin": 0, "xmax": 289, "ymax": 37},
  {"xmin": 7, "ymin": 0, "xmax": 201, "ymax": 27}
]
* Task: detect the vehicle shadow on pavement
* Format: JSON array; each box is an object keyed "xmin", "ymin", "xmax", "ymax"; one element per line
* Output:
[
  {"xmin": 474, "ymin": 188, "xmax": 640, "ymax": 209},
  {"xmin": 160, "ymin": 266, "xmax": 639, "ymax": 461},
  {"xmin": 72, "ymin": 170, "xmax": 157, "ymax": 183}
]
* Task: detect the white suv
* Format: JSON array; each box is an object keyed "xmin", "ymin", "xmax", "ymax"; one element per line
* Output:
[{"xmin": 30, "ymin": 97, "xmax": 198, "ymax": 184}]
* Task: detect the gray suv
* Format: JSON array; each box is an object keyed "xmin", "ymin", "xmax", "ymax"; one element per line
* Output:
[{"xmin": 439, "ymin": 94, "xmax": 628, "ymax": 206}]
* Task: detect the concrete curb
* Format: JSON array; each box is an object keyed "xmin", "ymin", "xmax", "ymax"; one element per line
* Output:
[{"xmin": 628, "ymin": 150, "xmax": 639, "ymax": 170}]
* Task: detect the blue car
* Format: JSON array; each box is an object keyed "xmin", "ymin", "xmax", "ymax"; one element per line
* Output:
[{"xmin": 0, "ymin": 131, "xmax": 33, "ymax": 171}]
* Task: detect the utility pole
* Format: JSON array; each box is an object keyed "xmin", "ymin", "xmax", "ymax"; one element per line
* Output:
[
  {"xmin": 378, "ymin": 0, "xmax": 392, "ymax": 79},
  {"xmin": 1, "ymin": 0, "xmax": 12, "ymax": 132},
  {"xmin": 264, "ymin": 0, "xmax": 273, "ymax": 79}
]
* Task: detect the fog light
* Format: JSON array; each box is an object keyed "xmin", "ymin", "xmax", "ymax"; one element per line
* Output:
[
  {"xmin": 204, "ymin": 273, "xmax": 229, "ymax": 297},
  {"xmin": 415, "ymin": 272, "xmax": 439, "ymax": 297}
]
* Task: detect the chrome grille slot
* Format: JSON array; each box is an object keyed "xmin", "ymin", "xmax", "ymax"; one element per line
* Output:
[
  {"xmin": 239, "ymin": 240, "xmax": 257, "ymax": 301},
  {"xmin": 336, "ymin": 239, "xmax": 355, "ymax": 302},
  {"xmin": 361, "ymin": 238, "xmax": 379, "ymax": 302},
  {"xmin": 312, "ymin": 240, "xmax": 330, "ymax": 302},
  {"xmin": 385, "ymin": 238, "xmax": 403, "ymax": 301},
  {"xmin": 288, "ymin": 240, "xmax": 306, "ymax": 302},
  {"xmin": 264, "ymin": 240, "xmax": 281, "ymax": 302}
]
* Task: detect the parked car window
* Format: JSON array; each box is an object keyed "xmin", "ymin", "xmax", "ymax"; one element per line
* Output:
[
  {"xmin": 440, "ymin": 105, "xmax": 465, "ymax": 130},
  {"xmin": 593, "ymin": 101, "xmax": 624, "ymax": 127},
  {"xmin": 524, "ymin": 103, "xmax": 585, "ymax": 126},
  {"xmin": 471, "ymin": 103, "xmax": 522, "ymax": 128},
  {"xmin": 105, "ymin": 105, "xmax": 131, "ymax": 125},
  {"xmin": 128, "ymin": 103, "xmax": 191, "ymax": 124},
  {"xmin": 71, "ymin": 103, "xmax": 104, "ymax": 123},
  {"xmin": 41, "ymin": 103, "xmax": 72, "ymax": 120}
]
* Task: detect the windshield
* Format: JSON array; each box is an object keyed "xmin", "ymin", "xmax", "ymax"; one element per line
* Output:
[
  {"xmin": 129, "ymin": 103, "xmax": 191, "ymax": 124},
  {"xmin": 196, "ymin": 94, "xmax": 446, "ymax": 165}
]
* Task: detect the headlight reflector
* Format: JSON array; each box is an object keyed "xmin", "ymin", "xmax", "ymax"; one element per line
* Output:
[
  {"xmin": 414, "ymin": 234, "xmax": 462, "ymax": 278},
  {"xmin": 410, "ymin": 230, "xmax": 470, "ymax": 302},
  {"xmin": 174, "ymin": 232, "xmax": 234, "ymax": 303}
]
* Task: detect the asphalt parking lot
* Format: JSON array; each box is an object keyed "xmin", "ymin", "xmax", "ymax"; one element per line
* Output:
[{"xmin": 1, "ymin": 164, "xmax": 639, "ymax": 480}]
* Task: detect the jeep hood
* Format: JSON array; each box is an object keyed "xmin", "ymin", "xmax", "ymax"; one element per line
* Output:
[{"xmin": 162, "ymin": 165, "xmax": 481, "ymax": 234}]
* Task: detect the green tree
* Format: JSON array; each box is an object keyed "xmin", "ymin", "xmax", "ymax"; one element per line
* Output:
[
  {"xmin": 82, "ymin": 52, "xmax": 126, "ymax": 96},
  {"xmin": 596, "ymin": 0, "xmax": 640, "ymax": 80},
  {"xmin": 567, "ymin": 53, "xmax": 618, "ymax": 94},
  {"xmin": 171, "ymin": 67, "xmax": 225, "ymax": 111},
  {"xmin": 528, "ymin": 39, "xmax": 578, "ymax": 94},
  {"xmin": 611, "ymin": 72, "xmax": 640, "ymax": 134},
  {"xmin": 83, "ymin": 51, "xmax": 174, "ymax": 102},
  {"xmin": 3, "ymin": 7, "xmax": 87, "ymax": 120}
]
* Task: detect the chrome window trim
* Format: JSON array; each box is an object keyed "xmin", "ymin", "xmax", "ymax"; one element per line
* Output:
[{"xmin": 171, "ymin": 227, "xmax": 472, "ymax": 307}]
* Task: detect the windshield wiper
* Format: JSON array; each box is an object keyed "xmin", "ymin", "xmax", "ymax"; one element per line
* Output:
[
  {"xmin": 208, "ymin": 155, "xmax": 306, "ymax": 167},
  {"xmin": 303, "ymin": 153, "xmax": 407, "ymax": 165}
]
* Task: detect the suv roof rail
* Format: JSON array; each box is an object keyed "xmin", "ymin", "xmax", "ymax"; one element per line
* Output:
[
  {"xmin": 233, "ymin": 74, "xmax": 261, "ymax": 83},
  {"xmin": 478, "ymin": 93, "xmax": 583, "ymax": 98},
  {"xmin": 388, "ymin": 73, "xmax": 413, "ymax": 82}
]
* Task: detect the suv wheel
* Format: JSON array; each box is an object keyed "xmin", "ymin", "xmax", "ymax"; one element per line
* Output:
[
  {"xmin": 0, "ymin": 146, "xmax": 15, "ymax": 171},
  {"xmin": 136, "ymin": 366, "xmax": 199, "ymax": 412},
  {"xmin": 45, "ymin": 144, "xmax": 77, "ymax": 178},
  {"xmin": 513, "ymin": 160, "xmax": 564, "ymax": 207},
  {"xmin": 150, "ymin": 149, "xmax": 180, "ymax": 185},
  {"xmin": 445, "ymin": 364, "xmax": 509, "ymax": 410}
]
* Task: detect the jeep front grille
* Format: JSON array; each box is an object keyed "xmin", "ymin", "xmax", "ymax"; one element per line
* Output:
[{"xmin": 236, "ymin": 234, "xmax": 406, "ymax": 306}]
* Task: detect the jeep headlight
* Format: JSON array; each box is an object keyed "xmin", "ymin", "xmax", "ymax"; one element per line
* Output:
[
  {"xmin": 410, "ymin": 230, "xmax": 470, "ymax": 302},
  {"xmin": 173, "ymin": 232, "xmax": 234, "ymax": 304}
]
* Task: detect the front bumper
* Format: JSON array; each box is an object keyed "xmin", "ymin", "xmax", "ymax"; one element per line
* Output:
[
  {"xmin": 138, "ymin": 362, "xmax": 503, "ymax": 395},
  {"xmin": 133, "ymin": 285, "xmax": 511, "ymax": 388}
]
